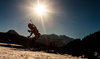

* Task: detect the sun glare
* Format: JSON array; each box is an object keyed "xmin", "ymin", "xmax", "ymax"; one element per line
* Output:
[{"xmin": 34, "ymin": 4, "xmax": 46, "ymax": 16}]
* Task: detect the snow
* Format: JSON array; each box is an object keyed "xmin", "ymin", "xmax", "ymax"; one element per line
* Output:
[{"xmin": 0, "ymin": 43, "xmax": 87, "ymax": 59}]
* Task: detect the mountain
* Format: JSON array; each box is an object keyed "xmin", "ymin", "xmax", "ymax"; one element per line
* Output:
[
  {"xmin": 36, "ymin": 34, "xmax": 74, "ymax": 47},
  {"xmin": 7, "ymin": 30, "xmax": 19, "ymax": 35},
  {"xmin": 0, "ymin": 31, "xmax": 32, "ymax": 48},
  {"xmin": 81, "ymin": 30, "xmax": 100, "ymax": 58},
  {"xmin": 0, "ymin": 30, "xmax": 74, "ymax": 49},
  {"xmin": 58, "ymin": 30, "xmax": 100, "ymax": 59}
]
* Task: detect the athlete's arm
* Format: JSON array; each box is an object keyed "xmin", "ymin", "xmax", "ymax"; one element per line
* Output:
[{"xmin": 28, "ymin": 32, "xmax": 33, "ymax": 38}]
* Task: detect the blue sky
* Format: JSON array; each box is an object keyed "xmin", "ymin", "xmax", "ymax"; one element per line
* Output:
[{"xmin": 0, "ymin": 0, "xmax": 100, "ymax": 39}]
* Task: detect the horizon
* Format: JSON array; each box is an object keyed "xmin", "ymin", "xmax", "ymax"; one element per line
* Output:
[
  {"xmin": 0, "ymin": 0, "xmax": 100, "ymax": 39},
  {"xmin": 0, "ymin": 29, "xmax": 100, "ymax": 39}
]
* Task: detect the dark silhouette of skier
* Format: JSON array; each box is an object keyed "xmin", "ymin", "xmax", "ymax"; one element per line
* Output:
[
  {"xmin": 28, "ymin": 22, "xmax": 40, "ymax": 40},
  {"xmin": 27, "ymin": 20, "xmax": 40, "ymax": 48}
]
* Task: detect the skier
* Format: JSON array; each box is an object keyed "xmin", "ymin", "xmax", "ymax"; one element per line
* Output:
[{"xmin": 27, "ymin": 22, "xmax": 40, "ymax": 40}]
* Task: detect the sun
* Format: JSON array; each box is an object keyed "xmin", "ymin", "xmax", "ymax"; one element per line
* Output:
[{"xmin": 34, "ymin": 4, "xmax": 46, "ymax": 16}]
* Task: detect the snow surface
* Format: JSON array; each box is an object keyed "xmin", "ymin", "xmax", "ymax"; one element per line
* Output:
[{"xmin": 0, "ymin": 43, "xmax": 87, "ymax": 59}]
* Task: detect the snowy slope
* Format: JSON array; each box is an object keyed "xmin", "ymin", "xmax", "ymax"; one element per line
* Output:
[{"xmin": 0, "ymin": 43, "xmax": 87, "ymax": 59}]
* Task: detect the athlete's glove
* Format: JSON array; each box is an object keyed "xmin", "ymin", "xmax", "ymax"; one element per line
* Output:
[{"xmin": 28, "ymin": 30, "xmax": 31, "ymax": 33}]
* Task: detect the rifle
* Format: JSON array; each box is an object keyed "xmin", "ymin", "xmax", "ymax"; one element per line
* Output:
[{"xmin": 30, "ymin": 19, "xmax": 33, "ymax": 24}]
